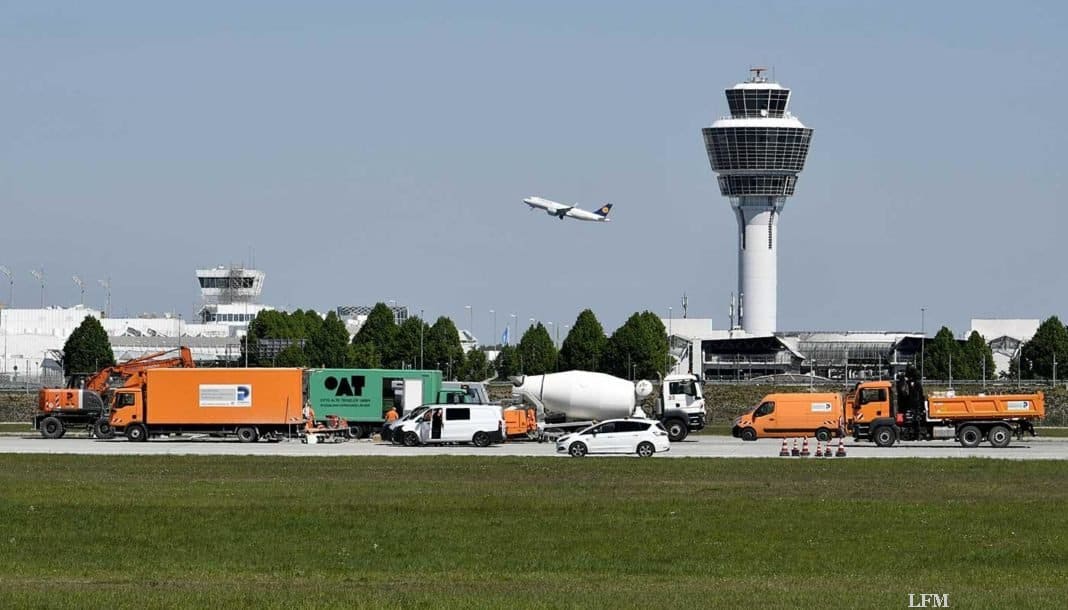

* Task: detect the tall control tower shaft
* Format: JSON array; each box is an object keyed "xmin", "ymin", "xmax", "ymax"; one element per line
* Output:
[{"xmin": 702, "ymin": 68, "xmax": 813, "ymax": 335}]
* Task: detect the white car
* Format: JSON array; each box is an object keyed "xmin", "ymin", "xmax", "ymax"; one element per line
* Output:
[{"xmin": 555, "ymin": 418, "xmax": 671, "ymax": 458}]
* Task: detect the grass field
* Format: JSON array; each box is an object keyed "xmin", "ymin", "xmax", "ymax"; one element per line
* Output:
[{"xmin": 1, "ymin": 456, "xmax": 1066, "ymax": 608}]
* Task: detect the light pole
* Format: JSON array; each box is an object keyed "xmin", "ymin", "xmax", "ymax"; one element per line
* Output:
[
  {"xmin": 510, "ymin": 313, "xmax": 517, "ymax": 345},
  {"xmin": 98, "ymin": 278, "xmax": 111, "ymax": 318},
  {"xmin": 30, "ymin": 269, "xmax": 44, "ymax": 308},
  {"xmin": 0, "ymin": 266, "xmax": 12, "ymax": 307},
  {"xmin": 920, "ymin": 307, "xmax": 926, "ymax": 381},
  {"xmin": 419, "ymin": 308, "xmax": 425, "ymax": 369},
  {"xmin": 489, "ymin": 309, "xmax": 496, "ymax": 347},
  {"xmin": 72, "ymin": 275, "xmax": 85, "ymax": 307},
  {"xmin": 668, "ymin": 306, "xmax": 673, "ymax": 336}
]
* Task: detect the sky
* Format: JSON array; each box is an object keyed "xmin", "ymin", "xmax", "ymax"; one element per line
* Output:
[{"xmin": 2, "ymin": 0, "xmax": 1066, "ymax": 342}]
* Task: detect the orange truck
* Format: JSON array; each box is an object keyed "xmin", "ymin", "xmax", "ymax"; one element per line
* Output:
[
  {"xmin": 108, "ymin": 368, "xmax": 305, "ymax": 442},
  {"xmin": 851, "ymin": 369, "xmax": 1044, "ymax": 448},
  {"xmin": 732, "ymin": 392, "xmax": 847, "ymax": 442}
]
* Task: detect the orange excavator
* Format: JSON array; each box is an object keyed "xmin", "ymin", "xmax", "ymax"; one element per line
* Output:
[{"xmin": 35, "ymin": 346, "xmax": 195, "ymax": 439}]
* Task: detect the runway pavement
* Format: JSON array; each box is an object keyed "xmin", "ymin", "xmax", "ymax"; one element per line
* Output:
[{"xmin": 1, "ymin": 433, "xmax": 1067, "ymax": 459}]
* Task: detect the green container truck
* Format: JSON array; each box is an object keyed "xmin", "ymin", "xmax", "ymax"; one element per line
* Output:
[{"xmin": 305, "ymin": 369, "xmax": 443, "ymax": 438}]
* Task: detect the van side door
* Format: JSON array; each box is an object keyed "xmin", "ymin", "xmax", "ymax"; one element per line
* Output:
[
  {"xmin": 752, "ymin": 401, "xmax": 775, "ymax": 433},
  {"xmin": 443, "ymin": 407, "xmax": 472, "ymax": 442}
]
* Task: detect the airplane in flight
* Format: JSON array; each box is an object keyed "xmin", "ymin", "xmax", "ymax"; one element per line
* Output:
[{"xmin": 522, "ymin": 196, "xmax": 613, "ymax": 222}]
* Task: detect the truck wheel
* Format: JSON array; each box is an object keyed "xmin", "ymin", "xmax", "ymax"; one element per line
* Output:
[
  {"xmin": 958, "ymin": 425, "xmax": 982, "ymax": 448},
  {"xmin": 348, "ymin": 424, "xmax": 365, "ymax": 440},
  {"xmin": 403, "ymin": 432, "xmax": 420, "ymax": 447},
  {"xmin": 873, "ymin": 426, "xmax": 896, "ymax": 447},
  {"xmin": 126, "ymin": 424, "xmax": 148, "ymax": 442},
  {"xmin": 637, "ymin": 441, "xmax": 655, "ymax": 458},
  {"xmin": 988, "ymin": 425, "xmax": 1012, "ymax": 448},
  {"xmin": 740, "ymin": 427, "xmax": 757, "ymax": 442},
  {"xmin": 665, "ymin": 420, "xmax": 689, "ymax": 442},
  {"xmin": 236, "ymin": 426, "xmax": 259, "ymax": 443},
  {"xmin": 40, "ymin": 416, "xmax": 64, "ymax": 439},
  {"xmin": 472, "ymin": 431, "xmax": 491, "ymax": 447},
  {"xmin": 568, "ymin": 441, "xmax": 588, "ymax": 458},
  {"xmin": 816, "ymin": 427, "xmax": 832, "ymax": 442},
  {"xmin": 93, "ymin": 419, "xmax": 115, "ymax": 439}
]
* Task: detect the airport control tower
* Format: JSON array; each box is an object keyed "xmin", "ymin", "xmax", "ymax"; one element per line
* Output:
[{"xmin": 702, "ymin": 68, "xmax": 813, "ymax": 336}]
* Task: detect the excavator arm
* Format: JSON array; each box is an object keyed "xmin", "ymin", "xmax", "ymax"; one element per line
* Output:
[{"xmin": 82, "ymin": 346, "xmax": 195, "ymax": 392}]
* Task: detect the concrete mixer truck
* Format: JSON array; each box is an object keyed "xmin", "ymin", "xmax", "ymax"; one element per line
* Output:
[{"xmin": 510, "ymin": 371, "xmax": 706, "ymax": 441}]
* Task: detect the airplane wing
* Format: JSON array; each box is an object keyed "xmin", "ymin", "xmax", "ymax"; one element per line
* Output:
[{"xmin": 554, "ymin": 206, "xmax": 573, "ymax": 219}]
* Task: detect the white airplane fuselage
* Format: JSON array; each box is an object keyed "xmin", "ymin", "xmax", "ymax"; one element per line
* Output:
[{"xmin": 522, "ymin": 196, "xmax": 612, "ymax": 222}]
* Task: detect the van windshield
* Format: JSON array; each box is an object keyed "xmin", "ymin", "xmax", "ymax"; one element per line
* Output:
[{"xmin": 400, "ymin": 406, "xmax": 429, "ymax": 422}]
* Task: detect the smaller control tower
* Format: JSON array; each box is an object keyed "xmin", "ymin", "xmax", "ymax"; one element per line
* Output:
[{"xmin": 702, "ymin": 68, "xmax": 813, "ymax": 335}]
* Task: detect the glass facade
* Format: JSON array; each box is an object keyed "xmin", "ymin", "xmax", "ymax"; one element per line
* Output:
[
  {"xmin": 725, "ymin": 88, "xmax": 790, "ymax": 118},
  {"xmin": 717, "ymin": 175, "xmax": 797, "ymax": 196},
  {"xmin": 198, "ymin": 277, "xmax": 256, "ymax": 289},
  {"xmin": 702, "ymin": 127, "xmax": 813, "ymax": 172}
]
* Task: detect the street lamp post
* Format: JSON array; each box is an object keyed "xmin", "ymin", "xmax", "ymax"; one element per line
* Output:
[
  {"xmin": 510, "ymin": 314, "xmax": 517, "ymax": 345},
  {"xmin": 668, "ymin": 306, "xmax": 673, "ymax": 337},
  {"xmin": 920, "ymin": 307, "xmax": 926, "ymax": 381},
  {"xmin": 419, "ymin": 309, "xmax": 425, "ymax": 369},
  {"xmin": 98, "ymin": 278, "xmax": 111, "ymax": 318},
  {"xmin": 72, "ymin": 275, "xmax": 85, "ymax": 307},
  {"xmin": 0, "ymin": 266, "xmax": 13, "ymax": 307},
  {"xmin": 30, "ymin": 269, "xmax": 44, "ymax": 308},
  {"xmin": 465, "ymin": 305, "xmax": 472, "ymax": 346},
  {"xmin": 489, "ymin": 309, "xmax": 496, "ymax": 347}
]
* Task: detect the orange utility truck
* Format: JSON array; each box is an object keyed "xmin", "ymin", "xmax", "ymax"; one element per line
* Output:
[
  {"xmin": 732, "ymin": 392, "xmax": 847, "ymax": 442},
  {"xmin": 851, "ymin": 366, "xmax": 1043, "ymax": 448},
  {"xmin": 108, "ymin": 368, "xmax": 304, "ymax": 442}
]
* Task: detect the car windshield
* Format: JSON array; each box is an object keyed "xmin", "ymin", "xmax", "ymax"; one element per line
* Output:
[{"xmin": 400, "ymin": 406, "xmax": 429, "ymax": 422}]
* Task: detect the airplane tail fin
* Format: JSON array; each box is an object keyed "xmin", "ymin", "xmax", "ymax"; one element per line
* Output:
[{"xmin": 595, "ymin": 203, "xmax": 613, "ymax": 219}]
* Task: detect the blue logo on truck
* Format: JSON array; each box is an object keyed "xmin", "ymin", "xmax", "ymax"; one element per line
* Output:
[{"xmin": 236, "ymin": 386, "xmax": 251, "ymax": 401}]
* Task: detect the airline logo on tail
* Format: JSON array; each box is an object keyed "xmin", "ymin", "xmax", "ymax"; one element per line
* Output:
[{"xmin": 596, "ymin": 204, "xmax": 613, "ymax": 218}]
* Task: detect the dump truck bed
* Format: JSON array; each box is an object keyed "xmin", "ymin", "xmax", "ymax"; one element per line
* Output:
[{"xmin": 926, "ymin": 393, "xmax": 1044, "ymax": 421}]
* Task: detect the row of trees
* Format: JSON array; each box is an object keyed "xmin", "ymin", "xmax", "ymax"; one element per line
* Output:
[
  {"xmin": 1013, "ymin": 316, "xmax": 1068, "ymax": 380},
  {"xmin": 920, "ymin": 327, "xmax": 996, "ymax": 380},
  {"xmin": 495, "ymin": 309, "xmax": 670, "ymax": 379}
]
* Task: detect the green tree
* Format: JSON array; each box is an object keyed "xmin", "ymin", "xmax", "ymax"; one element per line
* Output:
[
  {"xmin": 959, "ymin": 331, "xmax": 996, "ymax": 381},
  {"xmin": 559, "ymin": 309, "xmax": 607, "ymax": 371},
  {"xmin": 603, "ymin": 311, "xmax": 668, "ymax": 379},
  {"xmin": 922, "ymin": 326, "xmax": 959, "ymax": 380},
  {"xmin": 425, "ymin": 316, "xmax": 464, "ymax": 379},
  {"xmin": 391, "ymin": 316, "xmax": 429, "ymax": 369},
  {"xmin": 306, "ymin": 311, "xmax": 350, "ymax": 368},
  {"xmin": 1020, "ymin": 316, "xmax": 1068, "ymax": 379},
  {"xmin": 517, "ymin": 323, "xmax": 557, "ymax": 375},
  {"xmin": 493, "ymin": 345, "xmax": 521, "ymax": 379},
  {"xmin": 348, "ymin": 342, "xmax": 381, "ymax": 368},
  {"xmin": 274, "ymin": 344, "xmax": 309, "ymax": 367},
  {"xmin": 62, "ymin": 315, "xmax": 116, "ymax": 376},
  {"xmin": 352, "ymin": 303, "xmax": 397, "ymax": 363},
  {"xmin": 458, "ymin": 349, "xmax": 494, "ymax": 381}
]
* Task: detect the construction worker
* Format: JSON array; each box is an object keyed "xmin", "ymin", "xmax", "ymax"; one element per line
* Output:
[
  {"xmin": 302, "ymin": 400, "xmax": 315, "ymax": 432},
  {"xmin": 384, "ymin": 406, "xmax": 399, "ymax": 423}
]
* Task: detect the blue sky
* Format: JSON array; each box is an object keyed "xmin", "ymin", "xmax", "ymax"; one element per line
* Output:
[{"xmin": 2, "ymin": 1, "xmax": 1065, "ymax": 341}]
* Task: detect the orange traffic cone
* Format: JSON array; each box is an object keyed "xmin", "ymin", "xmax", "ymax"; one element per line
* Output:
[
  {"xmin": 825, "ymin": 439, "xmax": 833, "ymax": 457},
  {"xmin": 814, "ymin": 441, "xmax": 823, "ymax": 458},
  {"xmin": 835, "ymin": 437, "xmax": 847, "ymax": 457},
  {"xmin": 800, "ymin": 438, "xmax": 810, "ymax": 457},
  {"xmin": 779, "ymin": 438, "xmax": 790, "ymax": 457},
  {"xmin": 791, "ymin": 438, "xmax": 800, "ymax": 457}
]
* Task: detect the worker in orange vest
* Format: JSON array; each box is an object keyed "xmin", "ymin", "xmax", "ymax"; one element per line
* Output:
[{"xmin": 384, "ymin": 406, "xmax": 399, "ymax": 423}]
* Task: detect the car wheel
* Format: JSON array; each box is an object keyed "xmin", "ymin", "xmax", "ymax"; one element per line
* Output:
[
  {"xmin": 665, "ymin": 420, "xmax": 688, "ymax": 442},
  {"xmin": 472, "ymin": 431, "xmax": 491, "ymax": 447},
  {"xmin": 958, "ymin": 425, "xmax": 982, "ymax": 448},
  {"xmin": 873, "ymin": 426, "xmax": 896, "ymax": 447},
  {"xmin": 40, "ymin": 416, "xmax": 64, "ymax": 439},
  {"xmin": 126, "ymin": 424, "xmax": 148, "ymax": 442},
  {"xmin": 403, "ymin": 432, "xmax": 420, "ymax": 447},
  {"xmin": 568, "ymin": 441, "xmax": 588, "ymax": 458},
  {"xmin": 740, "ymin": 427, "xmax": 757, "ymax": 442},
  {"xmin": 988, "ymin": 425, "xmax": 1011, "ymax": 448},
  {"xmin": 816, "ymin": 427, "xmax": 832, "ymax": 442},
  {"xmin": 93, "ymin": 419, "xmax": 115, "ymax": 439},
  {"xmin": 236, "ymin": 426, "xmax": 259, "ymax": 443},
  {"xmin": 637, "ymin": 441, "xmax": 655, "ymax": 458}
]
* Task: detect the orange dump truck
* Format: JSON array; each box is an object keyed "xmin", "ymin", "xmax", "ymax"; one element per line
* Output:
[
  {"xmin": 851, "ymin": 368, "xmax": 1044, "ymax": 448},
  {"xmin": 108, "ymin": 368, "xmax": 305, "ymax": 442}
]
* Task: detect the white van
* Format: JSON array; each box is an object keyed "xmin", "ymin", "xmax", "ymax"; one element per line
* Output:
[{"xmin": 394, "ymin": 404, "xmax": 504, "ymax": 447}]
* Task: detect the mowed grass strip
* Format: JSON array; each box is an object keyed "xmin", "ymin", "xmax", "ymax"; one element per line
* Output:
[{"xmin": 0, "ymin": 456, "xmax": 1066, "ymax": 608}]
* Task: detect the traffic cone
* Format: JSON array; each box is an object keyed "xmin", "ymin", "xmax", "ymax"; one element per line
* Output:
[
  {"xmin": 779, "ymin": 438, "xmax": 790, "ymax": 457},
  {"xmin": 835, "ymin": 437, "xmax": 847, "ymax": 457},
  {"xmin": 814, "ymin": 441, "xmax": 823, "ymax": 458},
  {"xmin": 824, "ymin": 439, "xmax": 833, "ymax": 458},
  {"xmin": 791, "ymin": 438, "xmax": 800, "ymax": 457},
  {"xmin": 800, "ymin": 438, "xmax": 810, "ymax": 457}
]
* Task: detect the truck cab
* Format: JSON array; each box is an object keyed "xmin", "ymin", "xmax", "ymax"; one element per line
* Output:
[
  {"xmin": 657, "ymin": 373, "xmax": 706, "ymax": 442},
  {"xmin": 108, "ymin": 388, "xmax": 144, "ymax": 436}
]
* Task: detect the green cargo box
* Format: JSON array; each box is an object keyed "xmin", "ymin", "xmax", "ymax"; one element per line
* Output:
[{"xmin": 305, "ymin": 369, "xmax": 443, "ymax": 423}]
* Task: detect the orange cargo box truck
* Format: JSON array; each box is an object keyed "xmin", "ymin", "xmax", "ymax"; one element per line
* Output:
[
  {"xmin": 109, "ymin": 368, "xmax": 305, "ymax": 442},
  {"xmin": 731, "ymin": 393, "xmax": 847, "ymax": 442}
]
